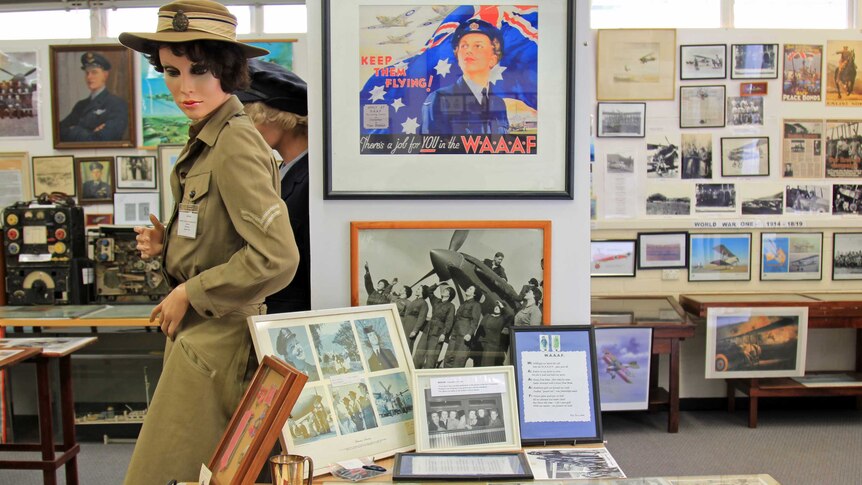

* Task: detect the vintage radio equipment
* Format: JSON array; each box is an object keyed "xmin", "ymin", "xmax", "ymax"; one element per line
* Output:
[
  {"xmin": 5, "ymin": 258, "xmax": 92, "ymax": 305},
  {"xmin": 91, "ymin": 225, "xmax": 170, "ymax": 303},
  {"xmin": 3, "ymin": 197, "xmax": 86, "ymax": 266}
]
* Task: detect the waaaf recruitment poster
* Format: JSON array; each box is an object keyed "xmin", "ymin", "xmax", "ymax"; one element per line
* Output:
[
  {"xmin": 782, "ymin": 44, "xmax": 822, "ymax": 102},
  {"xmin": 358, "ymin": 5, "xmax": 538, "ymax": 155}
]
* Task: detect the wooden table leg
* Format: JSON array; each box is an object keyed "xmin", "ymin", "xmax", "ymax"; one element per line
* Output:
[
  {"xmin": 36, "ymin": 357, "xmax": 57, "ymax": 485},
  {"xmin": 727, "ymin": 380, "xmax": 736, "ymax": 412},
  {"xmin": 748, "ymin": 379, "xmax": 759, "ymax": 429},
  {"xmin": 60, "ymin": 355, "xmax": 79, "ymax": 485},
  {"xmin": 856, "ymin": 329, "xmax": 862, "ymax": 410},
  {"xmin": 667, "ymin": 338, "xmax": 680, "ymax": 433}
]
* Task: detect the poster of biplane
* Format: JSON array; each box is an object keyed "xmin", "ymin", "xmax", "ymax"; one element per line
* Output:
[
  {"xmin": 688, "ymin": 233, "xmax": 751, "ymax": 282},
  {"xmin": 825, "ymin": 40, "xmax": 862, "ymax": 107},
  {"xmin": 351, "ymin": 220, "xmax": 550, "ymax": 370},
  {"xmin": 594, "ymin": 327, "xmax": 652, "ymax": 411},
  {"xmin": 705, "ymin": 306, "xmax": 808, "ymax": 379},
  {"xmin": 324, "ymin": 1, "xmax": 574, "ymax": 198},
  {"xmin": 760, "ymin": 232, "xmax": 823, "ymax": 281}
]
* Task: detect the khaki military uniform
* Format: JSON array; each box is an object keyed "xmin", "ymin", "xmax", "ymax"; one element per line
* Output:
[{"xmin": 124, "ymin": 96, "xmax": 299, "ymax": 485}]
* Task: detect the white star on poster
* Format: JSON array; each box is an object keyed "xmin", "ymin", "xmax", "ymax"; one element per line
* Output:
[
  {"xmin": 489, "ymin": 65, "xmax": 507, "ymax": 85},
  {"xmin": 434, "ymin": 58, "xmax": 452, "ymax": 78},
  {"xmin": 401, "ymin": 117, "xmax": 420, "ymax": 134},
  {"xmin": 391, "ymin": 98, "xmax": 405, "ymax": 112},
  {"xmin": 393, "ymin": 60, "xmax": 409, "ymax": 72},
  {"xmin": 368, "ymin": 85, "xmax": 387, "ymax": 102}
]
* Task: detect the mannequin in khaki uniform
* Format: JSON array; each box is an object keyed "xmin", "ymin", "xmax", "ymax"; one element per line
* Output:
[{"xmin": 119, "ymin": 2, "xmax": 299, "ymax": 484}]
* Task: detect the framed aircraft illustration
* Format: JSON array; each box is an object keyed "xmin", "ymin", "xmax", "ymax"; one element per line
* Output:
[
  {"xmin": 688, "ymin": 233, "xmax": 752, "ymax": 282},
  {"xmin": 760, "ymin": 232, "xmax": 823, "ymax": 281},
  {"xmin": 590, "ymin": 239, "xmax": 636, "ymax": 277},
  {"xmin": 594, "ymin": 327, "xmax": 652, "ymax": 411}
]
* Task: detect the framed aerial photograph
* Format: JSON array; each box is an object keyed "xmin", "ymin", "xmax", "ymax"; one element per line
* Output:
[
  {"xmin": 0, "ymin": 50, "xmax": 39, "ymax": 138},
  {"xmin": 324, "ymin": 1, "xmax": 574, "ymax": 199},
  {"xmin": 393, "ymin": 452, "xmax": 532, "ymax": 481},
  {"xmin": 75, "ymin": 156, "xmax": 114, "ymax": 204},
  {"xmin": 49, "ymin": 44, "xmax": 135, "ymax": 149},
  {"xmin": 760, "ymin": 232, "xmax": 823, "ymax": 281},
  {"xmin": 594, "ymin": 327, "xmax": 652, "ymax": 411},
  {"xmin": 115, "ymin": 155, "xmax": 157, "ymax": 190},
  {"xmin": 721, "ymin": 137, "xmax": 770, "ymax": 177},
  {"xmin": 248, "ymin": 305, "xmax": 415, "ymax": 476},
  {"xmin": 596, "ymin": 28, "xmax": 676, "ymax": 101},
  {"xmin": 689, "ymin": 233, "xmax": 752, "ymax": 282},
  {"xmin": 705, "ymin": 306, "xmax": 808, "ymax": 379},
  {"xmin": 833, "ymin": 232, "xmax": 862, "ymax": 280},
  {"xmin": 590, "ymin": 239, "xmax": 636, "ymax": 277},
  {"xmin": 731, "ymin": 43, "xmax": 779, "ymax": 79},
  {"xmin": 637, "ymin": 232, "xmax": 688, "ymax": 269},
  {"xmin": 596, "ymin": 102, "xmax": 645, "ymax": 138},
  {"xmin": 0, "ymin": 152, "xmax": 31, "ymax": 210},
  {"xmin": 31, "ymin": 155, "xmax": 75, "ymax": 196},
  {"xmin": 208, "ymin": 355, "xmax": 307, "ymax": 485},
  {"xmin": 510, "ymin": 326, "xmax": 602, "ymax": 444},
  {"xmin": 157, "ymin": 143, "xmax": 184, "ymax": 219},
  {"xmin": 679, "ymin": 85, "xmax": 726, "ymax": 128},
  {"xmin": 680, "ymin": 44, "xmax": 726, "ymax": 80},
  {"xmin": 412, "ymin": 366, "xmax": 521, "ymax": 453}
]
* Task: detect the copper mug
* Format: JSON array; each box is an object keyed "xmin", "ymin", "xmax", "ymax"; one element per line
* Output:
[{"xmin": 270, "ymin": 454, "xmax": 313, "ymax": 485}]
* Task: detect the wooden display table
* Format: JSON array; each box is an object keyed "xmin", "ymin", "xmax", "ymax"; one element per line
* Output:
[
  {"xmin": 0, "ymin": 304, "xmax": 156, "ymax": 328},
  {"xmin": 0, "ymin": 337, "xmax": 97, "ymax": 485},
  {"xmin": 679, "ymin": 292, "xmax": 862, "ymax": 428},
  {"xmin": 591, "ymin": 296, "xmax": 696, "ymax": 433}
]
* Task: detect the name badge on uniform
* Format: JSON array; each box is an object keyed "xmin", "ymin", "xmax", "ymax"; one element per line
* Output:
[{"xmin": 177, "ymin": 203, "xmax": 199, "ymax": 239}]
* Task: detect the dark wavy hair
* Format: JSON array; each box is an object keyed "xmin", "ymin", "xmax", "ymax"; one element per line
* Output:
[{"xmin": 142, "ymin": 40, "xmax": 250, "ymax": 93}]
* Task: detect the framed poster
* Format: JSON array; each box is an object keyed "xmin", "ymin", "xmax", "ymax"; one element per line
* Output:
[
  {"xmin": 208, "ymin": 355, "xmax": 307, "ymax": 485},
  {"xmin": 412, "ymin": 366, "xmax": 521, "ymax": 452},
  {"xmin": 115, "ymin": 156, "xmax": 157, "ymax": 190},
  {"xmin": 324, "ymin": 1, "xmax": 574, "ymax": 198},
  {"xmin": 590, "ymin": 239, "xmax": 636, "ymax": 277},
  {"xmin": 49, "ymin": 44, "xmax": 135, "ymax": 149},
  {"xmin": 705, "ymin": 306, "xmax": 808, "ymax": 379},
  {"xmin": 0, "ymin": 50, "xmax": 40, "ymax": 138},
  {"xmin": 781, "ymin": 119, "xmax": 824, "ymax": 179},
  {"xmin": 825, "ymin": 40, "xmax": 862, "ymax": 106},
  {"xmin": 720, "ymin": 137, "xmax": 770, "ymax": 177},
  {"xmin": 596, "ymin": 102, "xmax": 645, "ymax": 138},
  {"xmin": 510, "ymin": 325, "xmax": 602, "ymax": 444},
  {"xmin": 75, "ymin": 156, "xmax": 114, "ymax": 204},
  {"xmin": 833, "ymin": 232, "xmax": 862, "ymax": 280},
  {"xmin": 679, "ymin": 85, "xmax": 725, "ymax": 128},
  {"xmin": 31, "ymin": 155, "xmax": 75, "ymax": 196},
  {"xmin": 637, "ymin": 232, "xmax": 688, "ymax": 269},
  {"xmin": 393, "ymin": 452, "xmax": 532, "ymax": 481},
  {"xmin": 0, "ymin": 152, "xmax": 31, "ymax": 211},
  {"xmin": 248, "ymin": 305, "xmax": 415, "ymax": 476},
  {"xmin": 596, "ymin": 28, "xmax": 676, "ymax": 101},
  {"xmin": 826, "ymin": 120, "xmax": 862, "ymax": 178},
  {"xmin": 731, "ymin": 43, "xmax": 779, "ymax": 79},
  {"xmin": 782, "ymin": 44, "xmax": 822, "ymax": 102},
  {"xmin": 761, "ymin": 232, "xmax": 823, "ymax": 281},
  {"xmin": 594, "ymin": 327, "xmax": 652, "ymax": 411},
  {"xmin": 157, "ymin": 143, "xmax": 184, "ymax": 219},
  {"xmin": 680, "ymin": 44, "xmax": 726, "ymax": 80},
  {"xmin": 688, "ymin": 233, "xmax": 752, "ymax": 282}
]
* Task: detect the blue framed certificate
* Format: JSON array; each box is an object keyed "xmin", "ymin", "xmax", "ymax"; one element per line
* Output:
[{"xmin": 510, "ymin": 325, "xmax": 602, "ymax": 445}]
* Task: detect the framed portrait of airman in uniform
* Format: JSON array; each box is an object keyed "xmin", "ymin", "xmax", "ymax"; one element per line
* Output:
[
  {"xmin": 49, "ymin": 44, "xmax": 136, "ymax": 149},
  {"xmin": 75, "ymin": 156, "xmax": 114, "ymax": 204}
]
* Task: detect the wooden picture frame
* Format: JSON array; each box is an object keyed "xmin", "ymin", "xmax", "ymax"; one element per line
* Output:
[
  {"xmin": 412, "ymin": 366, "xmax": 521, "ymax": 453},
  {"xmin": 392, "ymin": 451, "xmax": 532, "ymax": 481},
  {"xmin": 720, "ymin": 137, "xmax": 770, "ymax": 177},
  {"xmin": 680, "ymin": 44, "xmax": 726, "ymax": 80},
  {"xmin": 760, "ymin": 232, "xmax": 823, "ymax": 281},
  {"xmin": 324, "ymin": 1, "xmax": 574, "ymax": 199},
  {"xmin": 637, "ymin": 231, "xmax": 688, "ymax": 269},
  {"xmin": 679, "ymin": 85, "xmax": 726, "ymax": 128},
  {"xmin": 590, "ymin": 239, "xmax": 636, "ymax": 277},
  {"xmin": 49, "ymin": 44, "xmax": 136, "ymax": 149},
  {"xmin": 115, "ymin": 156, "xmax": 157, "ymax": 190},
  {"xmin": 157, "ymin": 143, "xmax": 184, "ymax": 219},
  {"xmin": 208, "ymin": 355, "xmax": 307, "ymax": 485},
  {"xmin": 596, "ymin": 28, "xmax": 676, "ymax": 101},
  {"xmin": 833, "ymin": 232, "xmax": 862, "ymax": 280},
  {"xmin": 731, "ymin": 43, "xmax": 779, "ymax": 79},
  {"xmin": 75, "ymin": 156, "xmax": 114, "ymax": 204},
  {"xmin": 0, "ymin": 152, "xmax": 31, "ymax": 209},
  {"xmin": 31, "ymin": 155, "xmax": 75, "ymax": 196},
  {"xmin": 688, "ymin": 233, "xmax": 752, "ymax": 282},
  {"xmin": 596, "ymin": 102, "xmax": 646, "ymax": 138}
]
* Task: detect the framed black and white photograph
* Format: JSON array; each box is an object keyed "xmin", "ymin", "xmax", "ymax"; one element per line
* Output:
[
  {"xmin": 833, "ymin": 185, "xmax": 862, "ymax": 215},
  {"xmin": 681, "ymin": 133, "xmax": 713, "ymax": 179},
  {"xmin": 646, "ymin": 133, "xmax": 680, "ymax": 178},
  {"xmin": 741, "ymin": 184, "xmax": 784, "ymax": 215},
  {"xmin": 680, "ymin": 44, "xmax": 726, "ymax": 80},
  {"xmin": 731, "ymin": 43, "xmax": 779, "ymax": 79},
  {"xmin": 726, "ymin": 96, "xmax": 764, "ymax": 126},
  {"xmin": 393, "ymin": 452, "xmax": 532, "ymax": 481},
  {"xmin": 113, "ymin": 192, "xmax": 159, "ymax": 225},
  {"xmin": 785, "ymin": 184, "xmax": 830, "ymax": 214},
  {"xmin": 645, "ymin": 182, "xmax": 691, "ymax": 216},
  {"xmin": 760, "ymin": 232, "xmax": 823, "ymax": 281},
  {"xmin": 679, "ymin": 85, "xmax": 725, "ymax": 128},
  {"xmin": 413, "ymin": 366, "xmax": 520, "ymax": 453},
  {"xmin": 115, "ymin": 155, "xmax": 157, "ymax": 190},
  {"xmin": 596, "ymin": 28, "xmax": 676, "ymax": 101},
  {"xmin": 721, "ymin": 137, "xmax": 770, "ymax": 177},
  {"xmin": 695, "ymin": 183, "xmax": 736, "ymax": 213},
  {"xmin": 32, "ymin": 155, "xmax": 75, "ymax": 196},
  {"xmin": 75, "ymin": 156, "xmax": 114, "ymax": 204},
  {"xmin": 637, "ymin": 232, "xmax": 688, "ymax": 269},
  {"xmin": 833, "ymin": 232, "xmax": 862, "ymax": 280},
  {"xmin": 596, "ymin": 102, "xmax": 645, "ymax": 138},
  {"xmin": 590, "ymin": 239, "xmax": 636, "ymax": 277}
]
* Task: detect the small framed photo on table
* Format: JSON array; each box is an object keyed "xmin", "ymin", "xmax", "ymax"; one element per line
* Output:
[
  {"xmin": 637, "ymin": 232, "xmax": 688, "ymax": 269},
  {"xmin": 392, "ymin": 451, "xmax": 532, "ymax": 481},
  {"xmin": 680, "ymin": 44, "xmax": 727, "ymax": 80},
  {"xmin": 115, "ymin": 155, "xmax": 157, "ymax": 190},
  {"xmin": 721, "ymin": 137, "xmax": 770, "ymax": 177},
  {"xmin": 590, "ymin": 239, "xmax": 637, "ymax": 277},
  {"xmin": 596, "ymin": 102, "xmax": 645, "ymax": 138},
  {"xmin": 412, "ymin": 366, "xmax": 520, "ymax": 453}
]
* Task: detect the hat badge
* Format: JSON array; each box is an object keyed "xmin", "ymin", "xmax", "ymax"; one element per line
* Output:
[
  {"xmin": 469, "ymin": 22, "xmax": 480, "ymax": 31},
  {"xmin": 172, "ymin": 10, "xmax": 189, "ymax": 32}
]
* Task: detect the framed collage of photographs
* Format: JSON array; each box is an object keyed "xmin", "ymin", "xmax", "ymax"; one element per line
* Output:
[
  {"xmin": 705, "ymin": 306, "xmax": 808, "ymax": 379},
  {"xmin": 594, "ymin": 327, "xmax": 652, "ymax": 411},
  {"xmin": 323, "ymin": 1, "xmax": 574, "ymax": 199},
  {"xmin": 31, "ymin": 155, "xmax": 75, "ymax": 196},
  {"xmin": 75, "ymin": 156, "xmax": 114, "ymax": 204},
  {"xmin": 760, "ymin": 232, "xmax": 823, "ymax": 281},
  {"xmin": 596, "ymin": 102, "xmax": 645, "ymax": 138},
  {"xmin": 833, "ymin": 232, "xmax": 862, "ymax": 280},
  {"xmin": 412, "ymin": 366, "xmax": 521, "ymax": 453},
  {"xmin": 510, "ymin": 326, "xmax": 602, "ymax": 444},
  {"xmin": 688, "ymin": 233, "xmax": 752, "ymax": 282},
  {"xmin": 637, "ymin": 232, "xmax": 688, "ymax": 269},
  {"xmin": 248, "ymin": 305, "xmax": 416, "ymax": 476},
  {"xmin": 596, "ymin": 28, "xmax": 676, "ymax": 101},
  {"xmin": 680, "ymin": 44, "xmax": 727, "ymax": 80},
  {"xmin": 590, "ymin": 239, "xmax": 636, "ymax": 277},
  {"xmin": 679, "ymin": 85, "xmax": 726, "ymax": 128},
  {"xmin": 720, "ymin": 137, "xmax": 770, "ymax": 177},
  {"xmin": 731, "ymin": 43, "xmax": 779, "ymax": 79}
]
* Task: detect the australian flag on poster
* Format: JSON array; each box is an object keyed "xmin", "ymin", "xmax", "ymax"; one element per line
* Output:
[{"xmin": 358, "ymin": 5, "xmax": 538, "ymax": 155}]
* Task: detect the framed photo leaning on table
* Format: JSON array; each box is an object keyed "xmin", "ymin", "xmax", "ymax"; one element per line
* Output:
[{"xmin": 392, "ymin": 451, "xmax": 532, "ymax": 481}]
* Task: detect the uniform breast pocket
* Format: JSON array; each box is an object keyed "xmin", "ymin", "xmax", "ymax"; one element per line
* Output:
[{"xmin": 180, "ymin": 172, "xmax": 211, "ymax": 237}]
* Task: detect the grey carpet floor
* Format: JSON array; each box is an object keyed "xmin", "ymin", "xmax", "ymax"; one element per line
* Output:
[{"xmin": 0, "ymin": 409, "xmax": 859, "ymax": 484}]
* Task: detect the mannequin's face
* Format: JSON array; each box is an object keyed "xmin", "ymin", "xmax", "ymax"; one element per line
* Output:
[{"xmin": 160, "ymin": 47, "xmax": 230, "ymax": 121}]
